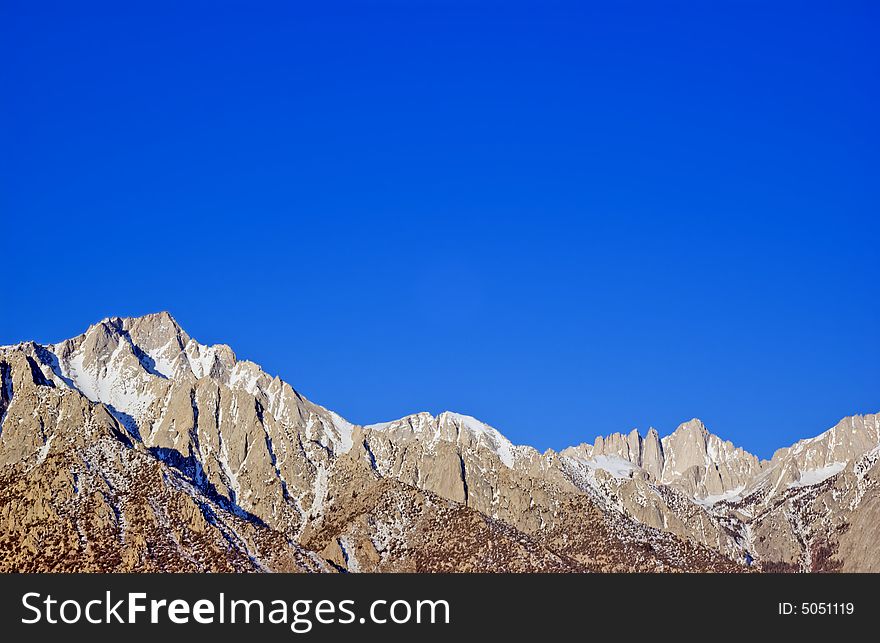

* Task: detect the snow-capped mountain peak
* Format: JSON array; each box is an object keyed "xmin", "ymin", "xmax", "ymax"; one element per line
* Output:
[{"xmin": 1, "ymin": 312, "xmax": 878, "ymax": 573}]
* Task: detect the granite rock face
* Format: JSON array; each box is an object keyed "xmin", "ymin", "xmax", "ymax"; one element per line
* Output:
[{"xmin": 0, "ymin": 313, "xmax": 876, "ymax": 572}]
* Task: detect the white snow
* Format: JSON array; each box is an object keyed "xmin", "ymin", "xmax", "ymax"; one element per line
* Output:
[
  {"xmin": 64, "ymin": 345, "xmax": 155, "ymax": 436},
  {"xmin": 0, "ymin": 368, "xmax": 13, "ymax": 429},
  {"xmin": 328, "ymin": 412, "xmax": 355, "ymax": 454},
  {"xmin": 706, "ymin": 439, "xmax": 718, "ymax": 466},
  {"xmin": 694, "ymin": 484, "xmax": 746, "ymax": 507},
  {"xmin": 143, "ymin": 339, "xmax": 178, "ymax": 378},
  {"xmin": 34, "ymin": 435, "xmax": 54, "ymax": 467},
  {"xmin": 580, "ymin": 455, "xmax": 638, "ymax": 478},
  {"xmin": 217, "ymin": 428, "xmax": 244, "ymax": 506},
  {"xmin": 67, "ymin": 352, "xmax": 98, "ymax": 400},
  {"xmin": 310, "ymin": 465, "xmax": 329, "ymax": 516},
  {"xmin": 151, "ymin": 355, "xmax": 176, "ymax": 378},
  {"xmin": 442, "ymin": 412, "xmax": 517, "ymax": 468},
  {"xmin": 303, "ymin": 413, "xmax": 351, "ymax": 456},
  {"xmin": 184, "ymin": 341, "xmax": 219, "ymax": 379},
  {"xmin": 365, "ymin": 411, "xmax": 521, "ymax": 467},
  {"xmin": 230, "ymin": 362, "xmax": 262, "ymax": 396},
  {"xmin": 789, "ymin": 462, "xmax": 846, "ymax": 488},
  {"xmin": 337, "ymin": 536, "xmax": 360, "ymax": 572},
  {"xmin": 495, "ymin": 442, "xmax": 516, "ymax": 468}
]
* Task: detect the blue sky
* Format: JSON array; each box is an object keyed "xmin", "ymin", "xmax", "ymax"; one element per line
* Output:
[{"xmin": 2, "ymin": 1, "xmax": 877, "ymax": 458}]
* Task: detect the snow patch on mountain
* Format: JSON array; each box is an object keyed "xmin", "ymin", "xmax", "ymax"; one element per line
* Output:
[
  {"xmin": 63, "ymin": 345, "xmax": 156, "ymax": 436},
  {"xmin": 694, "ymin": 485, "xmax": 746, "ymax": 506},
  {"xmin": 328, "ymin": 412, "xmax": 355, "ymax": 453},
  {"xmin": 184, "ymin": 340, "xmax": 221, "ymax": 378},
  {"xmin": 577, "ymin": 454, "xmax": 639, "ymax": 478},
  {"xmin": 789, "ymin": 462, "xmax": 846, "ymax": 488},
  {"xmin": 310, "ymin": 464, "xmax": 329, "ymax": 516},
  {"xmin": 441, "ymin": 412, "xmax": 517, "ymax": 468}
]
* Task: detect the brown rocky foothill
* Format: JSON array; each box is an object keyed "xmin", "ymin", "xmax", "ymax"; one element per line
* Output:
[{"xmin": 0, "ymin": 312, "xmax": 877, "ymax": 572}]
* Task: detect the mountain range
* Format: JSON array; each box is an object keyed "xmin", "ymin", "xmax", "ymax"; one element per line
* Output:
[{"xmin": 1, "ymin": 312, "xmax": 877, "ymax": 572}]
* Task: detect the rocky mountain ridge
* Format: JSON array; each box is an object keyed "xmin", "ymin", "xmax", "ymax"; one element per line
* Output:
[{"xmin": 1, "ymin": 312, "xmax": 877, "ymax": 572}]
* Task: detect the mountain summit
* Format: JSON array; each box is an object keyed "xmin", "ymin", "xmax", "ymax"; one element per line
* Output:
[{"xmin": 1, "ymin": 313, "xmax": 877, "ymax": 572}]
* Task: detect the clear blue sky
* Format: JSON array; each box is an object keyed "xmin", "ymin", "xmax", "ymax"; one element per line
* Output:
[{"xmin": 2, "ymin": 1, "xmax": 877, "ymax": 458}]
